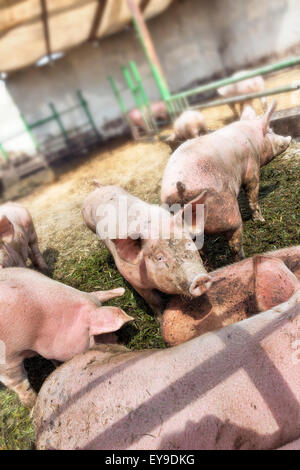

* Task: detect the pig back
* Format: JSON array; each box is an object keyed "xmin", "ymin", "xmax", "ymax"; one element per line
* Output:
[{"xmin": 35, "ymin": 293, "xmax": 300, "ymax": 450}]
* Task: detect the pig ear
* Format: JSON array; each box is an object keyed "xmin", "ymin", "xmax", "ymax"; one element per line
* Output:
[
  {"xmin": 111, "ymin": 237, "xmax": 143, "ymax": 265},
  {"xmin": 91, "ymin": 287, "xmax": 125, "ymax": 303},
  {"xmin": 0, "ymin": 215, "xmax": 14, "ymax": 243},
  {"xmin": 253, "ymin": 255, "xmax": 298, "ymax": 311},
  {"xmin": 262, "ymin": 101, "xmax": 277, "ymax": 135},
  {"xmin": 174, "ymin": 190, "xmax": 208, "ymax": 235},
  {"xmin": 89, "ymin": 306, "xmax": 133, "ymax": 336}
]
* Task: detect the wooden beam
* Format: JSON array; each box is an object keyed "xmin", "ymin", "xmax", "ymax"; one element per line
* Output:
[
  {"xmin": 126, "ymin": 0, "xmax": 168, "ymax": 87},
  {"xmin": 88, "ymin": 0, "xmax": 107, "ymax": 41},
  {"xmin": 40, "ymin": 0, "xmax": 51, "ymax": 60}
]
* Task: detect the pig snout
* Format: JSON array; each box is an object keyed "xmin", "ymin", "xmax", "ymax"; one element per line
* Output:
[{"xmin": 189, "ymin": 273, "xmax": 212, "ymax": 297}]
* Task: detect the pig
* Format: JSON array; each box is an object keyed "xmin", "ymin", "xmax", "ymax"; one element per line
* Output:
[
  {"xmin": 128, "ymin": 108, "xmax": 145, "ymax": 132},
  {"xmin": 150, "ymin": 101, "xmax": 169, "ymax": 122},
  {"xmin": 128, "ymin": 101, "xmax": 168, "ymax": 133},
  {"xmin": 217, "ymin": 71, "xmax": 267, "ymax": 117},
  {"xmin": 161, "ymin": 101, "xmax": 292, "ymax": 260},
  {"xmin": 82, "ymin": 182, "xmax": 212, "ymax": 315},
  {"xmin": 162, "ymin": 245, "xmax": 300, "ymax": 346},
  {"xmin": 0, "ymin": 267, "xmax": 132, "ymax": 408},
  {"xmin": 166, "ymin": 110, "xmax": 207, "ymax": 151},
  {"xmin": 0, "ymin": 202, "xmax": 48, "ymax": 272},
  {"xmin": 35, "ymin": 289, "xmax": 300, "ymax": 450}
]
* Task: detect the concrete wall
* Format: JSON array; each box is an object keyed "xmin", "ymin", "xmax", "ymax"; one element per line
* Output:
[
  {"xmin": 0, "ymin": 81, "xmax": 36, "ymax": 157},
  {"xmin": 5, "ymin": 0, "xmax": 300, "ymax": 143}
]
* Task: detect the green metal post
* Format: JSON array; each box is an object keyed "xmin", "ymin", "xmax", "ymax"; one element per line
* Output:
[
  {"xmin": 0, "ymin": 143, "xmax": 9, "ymax": 161},
  {"xmin": 77, "ymin": 90, "xmax": 101, "ymax": 138},
  {"xmin": 122, "ymin": 65, "xmax": 152, "ymax": 133},
  {"xmin": 20, "ymin": 114, "xmax": 39, "ymax": 150},
  {"xmin": 108, "ymin": 76, "xmax": 128, "ymax": 114},
  {"xmin": 107, "ymin": 75, "xmax": 137, "ymax": 137},
  {"xmin": 129, "ymin": 61, "xmax": 150, "ymax": 106},
  {"xmin": 129, "ymin": 61, "xmax": 158, "ymax": 132},
  {"xmin": 122, "ymin": 66, "xmax": 143, "ymax": 108},
  {"xmin": 49, "ymin": 102, "xmax": 69, "ymax": 142},
  {"xmin": 126, "ymin": 0, "xmax": 172, "ymax": 120}
]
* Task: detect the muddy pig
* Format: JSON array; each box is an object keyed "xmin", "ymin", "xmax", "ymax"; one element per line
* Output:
[
  {"xmin": 35, "ymin": 289, "xmax": 300, "ymax": 450},
  {"xmin": 82, "ymin": 182, "xmax": 212, "ymax": 315},
  {"xmin": 217, "ymin": 71, "xmax": 267, "ymax": 117},
  {"xmin": 0, "ymin": 202, "xmax": 48, "ymax": 272},
  {"xmin": 162, "ymin": 245, "xmax": 300, "ymax": 346},
  {"xmin": 161, "ymin": 101, "xmax": 291, "ymax": 260},
  {"xmin": 0, "ymin": 268, "xmax": 132, "ymax": 407},
  {"xmin": 166, "ymin": 110, "xmax": 207, "ymax": 151}
]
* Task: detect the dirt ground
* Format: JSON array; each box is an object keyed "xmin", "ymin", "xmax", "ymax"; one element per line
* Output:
[{"xmin": 19, "ymin": 67, "xmax": 300, "ymax": 268}]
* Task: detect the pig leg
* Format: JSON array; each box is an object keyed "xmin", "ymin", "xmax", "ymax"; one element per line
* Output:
[
  {"xmin": 0, "ymin": 361, "xmax": 37, "ymax": 408},
  {"xmin": 244, "ymin": 174, "xmax": 265, "ymax": 222},
  {"xmin": 28, "ymin": 230, "xmax": 49, "ymax": 274},
  {"xmin": 135, "ymin": 287, "xmax": 165, "ymax": 318},
  {"xmin": 229, "ymin": 103, "xmax": 239, "ymax": 119},
  {"xmin": 226, "ymin": 224, "xmax": 245, "ymax": 261},
  {"xmin": 204, "ymin": 190, "xmax": 244, "ymax": 260}
]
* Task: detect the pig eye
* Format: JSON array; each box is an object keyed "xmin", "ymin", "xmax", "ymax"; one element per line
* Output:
[{"xmin": 155, "ymin": 253, "xmax": 166, "ymax": 263}]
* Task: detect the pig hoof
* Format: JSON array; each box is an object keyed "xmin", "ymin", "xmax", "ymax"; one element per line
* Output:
[
  {"xmin": 253, "ymin": 214, "xmax": 265, "ymax": 223},
  {"xmin": 41, "ymin": 265, "xmax": 50, "ymax": 275},
  {"xmin": 20, "ymin": 390, "xmax": 37, "ymax": 409}
]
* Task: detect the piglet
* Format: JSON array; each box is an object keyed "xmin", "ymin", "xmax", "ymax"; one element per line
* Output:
[
  {"xmin": 166, "ymin": 110, "xmax": 207, "ymax": 151},
  {"xmin": 128, "ymin": 101, "xmax": 168, "ymax": 133},
  {"xmin": 0, "ymin": 202, "xmax": 48, "ymax": 273},
  {"xmin": 150, "ymin": 101, "xmax": 168, "ymax": 122},
  {"xmin": 0, "ymin": 268, "xmax": 132, "ymax": 407},
  {"xmin": 217, "ymin": 71, "xmax": 267, "ymax": 117},
  {"xmin": 161, "ymin": 102, "xmax": 291, "ymax": 260},
  {"xmin": 162, "ymin": 246, "xmax": 300, "ymax": 346}
]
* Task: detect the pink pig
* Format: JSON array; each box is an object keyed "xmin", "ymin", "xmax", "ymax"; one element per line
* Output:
[
  {"xmin": 0, "ymin": 268, "xmax": 132, "ymax": 408},
  {"xmin": 0, "ymin": 202, "xmax": 48, "ymax": 272},
  {"xmin": 162, "ymin": 246, "xmax": 300, "ymax": 346},
  {"xmin": 35, "ymin": 289, "xmax": 300, "ymax": 450},
  {"xmin": 150, "ymin": 101, "xmax": 168, "ymax": 122},
  {"xmin": 161, "ymin": 102, "xmax": 291, "ymax": 260},
  {"xmin": 166, "ymin": 110, "xmax": 207, "ymax": 151},
  {"xmin": 128, "ymin": 101, "xmax": 168, "ymax": 132},
  {"xmin": 82, "ymin": 182, "xmax": 212, "ymax": 316},
  {"xmin": 217, "ymin": 71, "xmax": 267, "ymax": 117}
]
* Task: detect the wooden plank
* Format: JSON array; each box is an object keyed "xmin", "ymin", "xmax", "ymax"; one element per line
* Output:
[
  {"xmin": 88, "ymin": 0, "xmax": 107, "ymax": 41},
  {"xmin": 40, "ymin": 0, "xmax": 51, "ymax": 59}
]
